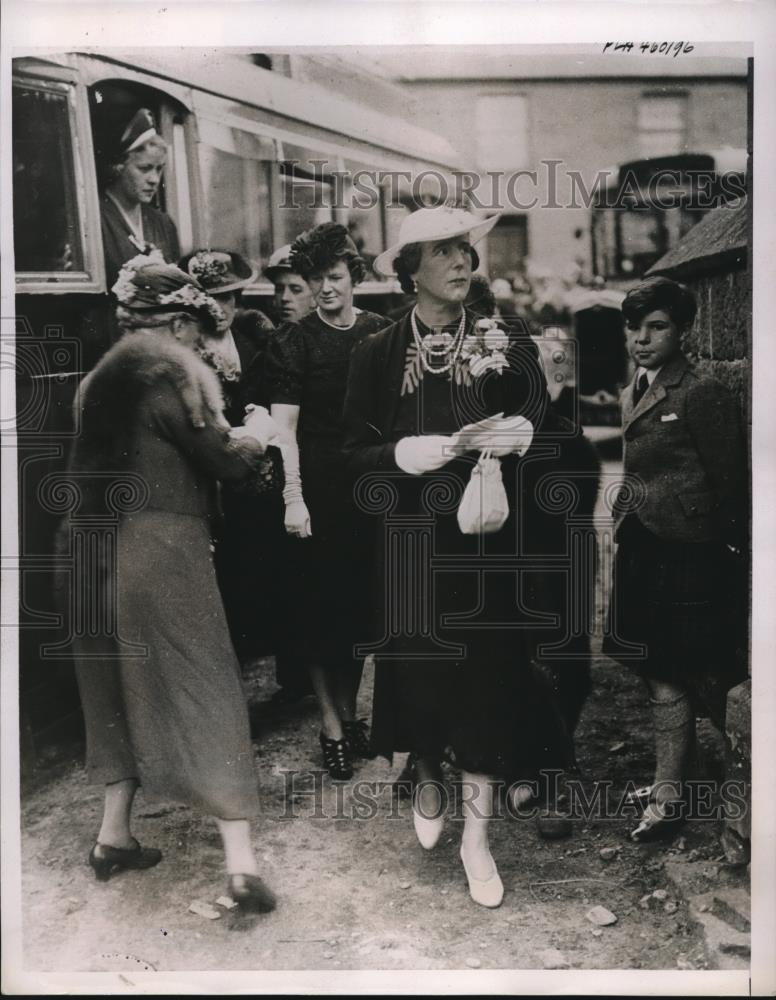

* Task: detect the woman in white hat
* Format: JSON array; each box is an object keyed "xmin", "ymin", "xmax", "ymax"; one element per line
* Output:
[{"xmin": 343, "ymin": 206, "xmax": 572, "ymax": 907}]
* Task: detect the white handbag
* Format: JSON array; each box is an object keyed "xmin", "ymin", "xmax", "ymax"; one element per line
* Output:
[{"xmin": 457, "ymin": 450, "xmax": 510, "ymax": 534}]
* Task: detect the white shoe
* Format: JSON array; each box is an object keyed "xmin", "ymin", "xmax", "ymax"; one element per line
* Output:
[
  {"xmin": 412, "ymin": 806, "xmax": 443, "ymax": 849},
  {"xmin": 459, "ymin": 845, "xmax": 504, "ymax": 908},
  {"xmin": 412, "ymin": 782, "xmax": 444, "ymax": 850}
]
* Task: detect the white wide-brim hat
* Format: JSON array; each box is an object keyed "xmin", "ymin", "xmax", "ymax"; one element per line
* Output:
[{"xmin": 374, "ymin": 207, "xmax": 501, "ymax": 278}]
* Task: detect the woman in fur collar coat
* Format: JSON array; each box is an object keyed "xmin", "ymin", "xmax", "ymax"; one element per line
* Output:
[{"xmin": 68, "ymin": 256, "xmax": 280, "ymax": 912}]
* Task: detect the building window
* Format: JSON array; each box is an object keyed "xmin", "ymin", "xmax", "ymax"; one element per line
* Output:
[
  {"xmin": 637, "ymin": 94, "xmax": 687, "ymax": 158},
  {"xmin": 475, "ymin": 94, "xmax": 529, "ymax": 170},
  {"xmin": 485, "ymin": 215, "xmax": 528, "ymax": 281}
]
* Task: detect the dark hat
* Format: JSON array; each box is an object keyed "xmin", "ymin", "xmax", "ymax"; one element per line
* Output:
[
  {"xmin": 112, "ymin": 251, "xmax": 225, "ymax": 331},
  {"xmin": 264, "ymin": 244, "xmax": 296, "ymax": 282},
  {"xmin": 179, "ymin": 249, "xmax": 258, "ymax": 295},
  {"xmin": 119, "ymin": 108, "xmax": 160, "ymax": 156}
]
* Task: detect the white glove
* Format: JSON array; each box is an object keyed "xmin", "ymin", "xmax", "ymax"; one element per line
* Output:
[
  {"xmin": 239, "ymin": 405, "xmax": 282, "ymax": 450},
  {"xmin": 395, "ymin": 435, "xmax": 455, "ymax": 475},
  {"xmin": 285, "ymin": 499, "xmax": 312, "ymax": 538},
  {"xmin": 451, "ymin": 414, "xmax": 534, "ymax": 458}
]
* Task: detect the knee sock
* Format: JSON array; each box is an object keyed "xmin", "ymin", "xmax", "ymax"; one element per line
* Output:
[{"xmin": 650, "ymin": 692, "xmax": 695, "ymax": 797}]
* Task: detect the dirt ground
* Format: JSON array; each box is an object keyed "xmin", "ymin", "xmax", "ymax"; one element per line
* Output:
[{"xmin": 18, "ymin": 648, "xmax": 747, "ymax": 976}]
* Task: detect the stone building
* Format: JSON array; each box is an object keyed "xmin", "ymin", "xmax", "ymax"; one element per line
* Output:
[{"xmin": 348, "ymin": 48, "xmax": 750, "ymax": 281}]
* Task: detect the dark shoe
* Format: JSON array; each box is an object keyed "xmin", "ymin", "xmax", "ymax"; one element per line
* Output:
[
  {"xmin": 88, "ymin": 840, "xmax": 162, "ymax": 882},
  {"xmin": 319, "ymin": 733, "xmax": 353, "ymax": 781},
  {"xmin": 228, "ymin": 874, "xmax": 277, "ymax": 913},
  {"xmin": 629, "ymin": 796, "xmax": 686, "ymax": 844},
  {"xmin": 343, "ymin": 719, "xmax": 377, "ymax": 760}
]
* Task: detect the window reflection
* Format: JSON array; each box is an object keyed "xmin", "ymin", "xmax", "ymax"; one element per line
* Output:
[
  {"xmin": 13, "ymin": 83, "xmax": 84, "ymax": 274},
  {"xmin": 278, "ymin": 172, "xmax": 334, "ymax": 247},
  {"xmin": 198, "ymin": 119, "xmax": 273, "ymax": 267}
]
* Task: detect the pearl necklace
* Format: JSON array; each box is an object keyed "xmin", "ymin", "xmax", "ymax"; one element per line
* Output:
[{"xmin": 410, "ymin": 307, "xmax": 467, "ymax": 376}]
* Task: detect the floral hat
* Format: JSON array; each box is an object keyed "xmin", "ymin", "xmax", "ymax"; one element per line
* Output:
[
  {"xmin": 179, "ymin": 249, "xmax": 258, "ymax": 295},
  {"xmin": 112, "ymin": 250, "xmax": 226, "ymax": 331}
]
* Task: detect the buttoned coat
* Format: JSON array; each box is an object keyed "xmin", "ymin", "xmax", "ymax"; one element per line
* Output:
[{"xmin": 615, "ymin": 353, "xmax": 747, "ymax": 546}]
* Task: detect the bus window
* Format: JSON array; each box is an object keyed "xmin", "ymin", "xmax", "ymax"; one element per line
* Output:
[
  {"xmin": 197, "ymin": 117, "xmax": 275, "ymax": 266},
  {"xmin": 13, "ymin": 80, "xmax": 85, "ymax": 276},
  {"xmin": 278, "ymin": 169, "xmax": 334, "ymax": 246}
]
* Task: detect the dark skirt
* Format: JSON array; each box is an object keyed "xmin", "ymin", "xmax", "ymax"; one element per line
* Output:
[
  {"xmin": 603, "ymin": 515, "xmax": 747, "ymax": 721},
  {"xmin": 76, "ymin": 510, "xmax": 260, "ymax": 819},
  {"xmin": 368, "ymin": 459, "xmax": 573, "ymax": 781},
  {"xmin": 215, "ymin": 486, "xmax": 292, "ymax": 661},
  {"xmin": 283, "ymin": 441, "xmax": 372, "ymax": 667}
]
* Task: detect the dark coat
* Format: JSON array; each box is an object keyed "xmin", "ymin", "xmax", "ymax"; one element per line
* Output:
[
  {"xmin": 342, "ymin": 311, "xmax": 600, "ymax": 740},
  {"xmin": 616, "ymin": 353, "xmax": 747, "ymax": 546}
]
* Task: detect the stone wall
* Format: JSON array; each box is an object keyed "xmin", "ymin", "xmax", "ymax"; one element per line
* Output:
[{"xmin": 680, "ymin": 266, "xmax": 751, "ymax": 423}]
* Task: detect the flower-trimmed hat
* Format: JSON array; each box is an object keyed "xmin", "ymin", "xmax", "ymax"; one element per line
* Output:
[
  {"xmin": 374, "ymin": 206, "xmax": 500, "ymax": 278},
  {"xmin": 179, "ymin": 249, "xmax": 258, "ymax": 295},
  {"xmin": 112, "ymin": 251, "xmax": 225, "ymax": 332}
]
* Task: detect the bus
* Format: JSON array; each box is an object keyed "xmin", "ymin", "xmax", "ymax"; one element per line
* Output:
[
  {"xmin": 11, "ymin": 49, "xmax": 465, "ymax": 761},
  {"xmin": 590, "ymin": 149, "xmax": 747, "ymax": 288}
]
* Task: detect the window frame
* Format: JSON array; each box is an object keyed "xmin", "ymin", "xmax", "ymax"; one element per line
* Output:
[
  {"xmin": 636, "ymin": 91, "xmax": 689, "ymax": 159},
  {"xmin": 12, "ymin": 63, "xmax": 105, "ymax": 294}
]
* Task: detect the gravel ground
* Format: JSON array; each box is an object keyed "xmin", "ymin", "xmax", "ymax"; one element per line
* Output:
[{"xmin": 17, "ymin": 652, "xmax": 745, "ymax": 976}]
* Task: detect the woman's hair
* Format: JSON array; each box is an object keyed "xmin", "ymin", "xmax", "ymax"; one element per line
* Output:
[
  {"xmin": 289, "ymin": 222, "xmax": 366, "ymax": 284},
  {"xmin": 393, "ymin": 241, "xmax": 481, "ymax": 296},
  {"xmin": 622, "ymin": 276, "xmax": 697, "ymax": 331}
]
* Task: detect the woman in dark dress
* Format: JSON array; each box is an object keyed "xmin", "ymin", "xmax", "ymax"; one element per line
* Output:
[
  {"xmin": 100, "ymin": 109, "xmax": 180, "ymax": 290},
  {"xmin": 179, "ymin": 249, "xmax": 285, "ymax": 665},
  {"xmin": 266, "ymin": 224, "xmax": 389, "ymax": 779},
  {"xmin": 343, "ymin": 207, "xmax": 572, "ymax": 907},
  {"xmin": 604, "ymin": 277, "xmax": 748, "ymax": 843},
  {"xmin": 69, "ymin": 257, "xmax": 280, "ymax": 912}
]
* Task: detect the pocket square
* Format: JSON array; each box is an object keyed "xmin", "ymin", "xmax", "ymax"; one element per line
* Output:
[{"xmin": 660, "ymin": 413, "xmax": 679, "ymax": 422}]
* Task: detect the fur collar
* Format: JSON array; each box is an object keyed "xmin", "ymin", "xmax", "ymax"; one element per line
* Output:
[
  {"xmin": 70, "ymin": 332, "xmax": 229, "ymax": 493},
  {"xmin": 79, "ymin": 331, "xmax": 227, "ymax": 434}
]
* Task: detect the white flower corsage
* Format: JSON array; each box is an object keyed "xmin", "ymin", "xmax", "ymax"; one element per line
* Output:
[{"xmin": 460, "ymin": 317, "xmax": 510, "ymax": 377}]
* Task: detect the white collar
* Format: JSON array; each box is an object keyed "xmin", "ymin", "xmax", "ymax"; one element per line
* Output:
[
  {"xmin": 316, "ymin": 306, "xmax": 360, "ymax": 330},
  {"xmin": 637, "ymin": 365, "xmax": 662, "ymax": 386}
]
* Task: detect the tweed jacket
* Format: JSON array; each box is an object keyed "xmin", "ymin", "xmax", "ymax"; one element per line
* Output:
[{"xmin": 615, "ymin": 352, "xmax": 747, "ymax": 545}]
